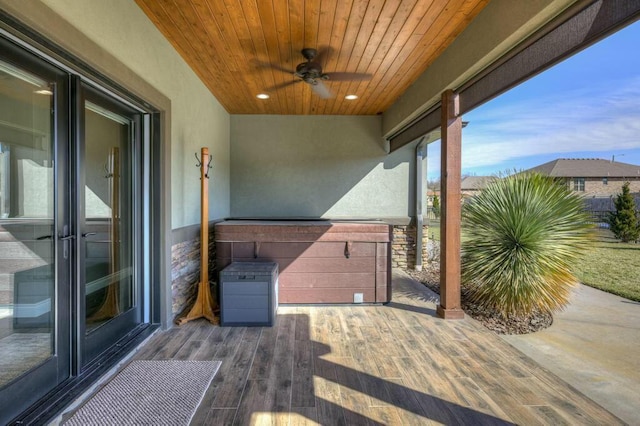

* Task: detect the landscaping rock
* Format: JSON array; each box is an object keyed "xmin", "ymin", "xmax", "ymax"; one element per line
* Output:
[{"xmin": 407, "ymin": 267, "xmax": 553, "ymax": 335}]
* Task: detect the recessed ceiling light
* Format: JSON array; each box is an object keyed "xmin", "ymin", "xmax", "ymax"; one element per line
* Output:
[
  {"xmin": 35, "ymin": 89, "xmax": 53, "ymax": 95},
  {"xmin": 256, "ymin": 93, "xmax": 270, "ymax": 99},
  {"xmin": 345, "ymin": 94, "xmax": 358, "ymax": 100}
]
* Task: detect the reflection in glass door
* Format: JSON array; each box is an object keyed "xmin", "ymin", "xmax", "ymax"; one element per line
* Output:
[
  {"xmin": 0, "ymin": 59, "xmax": 55, "ymax": 385},
  {"xmin": 0, "ymin": 51, "xmax": 70, "ymax": 424},
  {"xmin": 81, "ymin": 88, "xmax": 142, "ymax": 365}
]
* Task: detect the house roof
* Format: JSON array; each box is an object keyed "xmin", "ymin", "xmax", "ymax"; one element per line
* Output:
[
  {"xmin": 461, "ymin": 176, "xmax": 495, "ymax": 190},
  {"xmin": 526, "ymin": 158, "xmax": 640, "ymax": 178}
]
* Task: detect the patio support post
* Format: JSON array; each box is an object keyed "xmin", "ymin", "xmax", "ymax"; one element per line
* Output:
[{"xmin": 437, "ymin": 90, "xmax": 464, "ymax": 319}]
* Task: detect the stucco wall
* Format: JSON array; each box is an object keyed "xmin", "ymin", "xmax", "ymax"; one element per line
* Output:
[
  {"xmin": 15, "ymin": 0, "xmax": 232, "ymax": 228},
  {"xmin": 230, "ymin": 115, "xmax": 413, "ymax": 219}
]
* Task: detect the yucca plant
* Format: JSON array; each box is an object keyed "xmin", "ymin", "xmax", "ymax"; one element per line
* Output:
[{"xmin": 461, "ymin": 172, "xmax": 593, "ymax": 317}]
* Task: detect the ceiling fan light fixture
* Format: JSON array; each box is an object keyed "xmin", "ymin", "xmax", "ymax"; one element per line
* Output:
[
  {"xmin": 345, "ymin": 94, "xmax": 358, "ymax": 100},
  {"xmin": 256, "ymin": 93, "xmax": 270, "ymax": 99}
]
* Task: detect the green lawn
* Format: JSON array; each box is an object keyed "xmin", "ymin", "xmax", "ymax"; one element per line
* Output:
[
  {"xmin": 575, "ymin": 229, "xmax": 640, "ymax": 302},
  {"xmin": 426, "ymin": 219, "xmax": 440, "ymax": 241},
  {"xmin": 426, "ymin": 223, "xmax": 639, "ymax": 302}
]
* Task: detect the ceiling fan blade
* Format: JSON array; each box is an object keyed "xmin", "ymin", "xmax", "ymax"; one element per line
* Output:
[
  {"xmin": 311, "ymin": 80, "xmax": 333, "ymax": 99},
  {"xmin": 265, "ymin": 80, "xmax": 299, "ymax": 91},
  {"xmin": 325, "ymin": 72, "xmax": 372, "ymax": 81},
  {"xmin": 251, "ymin": 59, "xmax": 293, "ymax": 74},
  {"xmin": 314, "ymin": 46, "xmax": 333, "ymax": 66}
]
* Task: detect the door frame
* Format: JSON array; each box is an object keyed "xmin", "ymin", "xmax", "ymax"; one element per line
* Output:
[{"xmin": 0, "ymin": 18, "xmax": 165, "ymax": 423}]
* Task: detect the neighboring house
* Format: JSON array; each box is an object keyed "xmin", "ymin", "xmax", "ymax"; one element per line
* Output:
[
  {"xmin": 526, "ymin": 158, "xmax": 640, "ymax": 197},
  {"xmin": 461, "ymin": 176, "xmax": 496, "ymax": 198},
  {"xmin": 428, "ymin": 176, "xmax": 495, "ymax": 204},
  {"xmin": 426, "ymin": 188, "xmax": 440, "ymax": 205}
]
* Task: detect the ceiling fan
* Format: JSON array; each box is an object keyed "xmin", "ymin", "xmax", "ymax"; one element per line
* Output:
[{"xmin": 263, "ymin": 47, "xmax": 371, "ymax": 99}]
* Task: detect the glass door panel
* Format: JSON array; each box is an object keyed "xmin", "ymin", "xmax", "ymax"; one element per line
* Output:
[
  {"xmin": 0, "ymin": 59, "xmax": 55, "ymax": 387},
  {"xmin": 84, "ymin": 102, "xmax": 134, "ymax": 331},
  {"xmin": 0, "ymin": 47, "xmax": 70, "ymax": 425},
  {"xmin": 81, "ymin": 87, "xmax": 141, "ymax": 365}
]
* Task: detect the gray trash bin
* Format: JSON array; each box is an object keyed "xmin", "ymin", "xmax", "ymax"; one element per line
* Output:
[{"xmin": 219, "ymin": 262, "xmax": 278, "ymax": 326}]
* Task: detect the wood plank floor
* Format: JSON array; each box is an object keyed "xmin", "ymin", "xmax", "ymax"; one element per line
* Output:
[{"xmin": 132, "ymin": 272, "xmax": 623, "ymax": 425}]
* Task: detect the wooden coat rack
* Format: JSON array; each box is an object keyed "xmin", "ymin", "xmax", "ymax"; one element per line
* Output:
[
  {"xmin": 88, "ymin": 147, "xmax": 121, "ymax": 322},
  {"xmin": 177, "ymin": 147, "xmax": 218, "ymax": 325}
]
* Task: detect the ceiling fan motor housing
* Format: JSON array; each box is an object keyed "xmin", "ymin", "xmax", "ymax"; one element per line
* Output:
[
  {"xmin": 295, "ymin": 61, "xmax": 323, "ymax": 81},
  {"xmin": 266, "ymin": 46, "xmax": 364, "ymax": 94},
  {"xmin": 301, "ymin": 47, "xmax": 317, "ymax": 60}
]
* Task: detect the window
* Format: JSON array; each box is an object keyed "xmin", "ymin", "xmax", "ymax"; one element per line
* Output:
[
  {"xmin": 574, "ymin": 178, "xmax": 585, "ymax": 191},
  {"xmin": 603, "ymin": 177, "xmax": 608, "ymax": 185}
]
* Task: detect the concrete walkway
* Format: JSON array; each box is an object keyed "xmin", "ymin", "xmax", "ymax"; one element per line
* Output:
[{"xmin": 502, "ymin": 284, "xmax": 640, "ymax": 425}]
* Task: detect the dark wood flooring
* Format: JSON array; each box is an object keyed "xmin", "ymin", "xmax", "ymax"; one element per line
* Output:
[{"xmin": 132, "ymin": 272, "xmax": 623, "ymax": 425}]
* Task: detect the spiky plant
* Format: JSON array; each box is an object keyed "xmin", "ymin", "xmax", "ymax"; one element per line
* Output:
[{"xmin": 461, "ymin": 172, "xmax": 593, "ymax": 317}]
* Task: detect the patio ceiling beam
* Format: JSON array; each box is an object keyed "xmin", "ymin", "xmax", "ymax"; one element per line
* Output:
[{"xmin": 437, "ymin": 89, "xmax": 464, "ymax": 320}]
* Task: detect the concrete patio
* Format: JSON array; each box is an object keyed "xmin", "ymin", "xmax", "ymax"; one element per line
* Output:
[
  {"xmin": 503, "ymin": 283, "xmax": 640, "ymax": 425},
  {"xmin": 60, "ymin": 271, "xmax": 624, "ymax": 425}
]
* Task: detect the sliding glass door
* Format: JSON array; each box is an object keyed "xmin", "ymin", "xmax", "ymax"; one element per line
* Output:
[
  {"xmin": 0, "ymin": 40, "xmax": 71, "ymax": 423},
  {"xmin": 80, "ymin": 85, "xmax": 143, "ymax": 366},
  {"xmin": 0, "ymin": 36, "xmax": 148, "ymax": 423}
]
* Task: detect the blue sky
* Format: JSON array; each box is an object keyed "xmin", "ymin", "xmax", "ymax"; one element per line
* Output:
[{"xmin": 427, "ymin": 19, "xmax": 640, "ymax": 179}]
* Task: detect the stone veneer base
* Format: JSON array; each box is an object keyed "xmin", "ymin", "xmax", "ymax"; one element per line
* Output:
[
  {"xmin": 170, "ymin": 222, "xmax": 217, "ymax": 318},
  {"xmin": 391, "ymin": 225, "xmax": 431, "ymax": 270}
]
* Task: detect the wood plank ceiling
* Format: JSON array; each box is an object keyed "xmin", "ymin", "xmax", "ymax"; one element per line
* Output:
[{"xmin": 135, "ymin": 0, "xmax": 489, "ymax": 115}]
